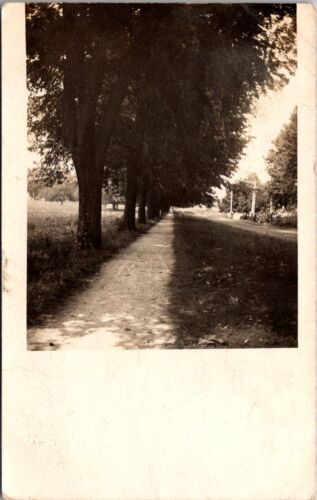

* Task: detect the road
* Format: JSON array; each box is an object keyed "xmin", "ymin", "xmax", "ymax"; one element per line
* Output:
[{"xmin": 179, "ymin": 210, "xmax": 297, "ymax": 242}]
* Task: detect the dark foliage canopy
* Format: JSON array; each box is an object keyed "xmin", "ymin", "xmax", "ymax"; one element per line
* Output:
[{"xmin": 26, "ymin": 4, "xmax": 296, "ymax": 243}]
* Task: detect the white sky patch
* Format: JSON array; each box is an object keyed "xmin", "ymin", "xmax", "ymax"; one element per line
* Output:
[
  {"xmin": 27, "ymin": 148, "xmax": 40, "ymax": 169},
  {"xmin": 233, "ymin": 75, "xmax": 297, "ymax": 184}
]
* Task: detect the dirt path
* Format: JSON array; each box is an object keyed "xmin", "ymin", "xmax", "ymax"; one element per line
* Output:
[
  {"xmin": 28, "ymin": 216, "xmax": 176, "ymax": 350},
  {"xmin": 181, "ymin": 210, "xmax": 297, "ymax": 242}
]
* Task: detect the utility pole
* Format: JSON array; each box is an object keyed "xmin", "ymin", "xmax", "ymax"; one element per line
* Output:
[
  {"xmin": 230, "ymin": 190, "xmax": 233, "ymax": 217},
  {"xmin": 250, "ymin": 179, "xmax": 257, "ymax": 216}
]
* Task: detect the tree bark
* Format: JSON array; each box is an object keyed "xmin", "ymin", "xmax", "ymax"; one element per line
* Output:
[
  {"xmin": 76, "ymin": 162, "xmax": 103, "ymax": 249},
  {"xmin": 147, "ymin": 186, "xmax": 161, "ymax": 219},
  {"xmin": 147, "ymin": 199, "xmax": 160, "ymax": 219},
  {"xmin": 62, "ymin": 5, "xmax": 135, "ymax": 248},
  {"xmin": 123, "ymin": 165, "xmax": 138, "ymax": 231},
  {"xmin": 138, "ymin": 183, "xmax": 147, "ymax": 224}
]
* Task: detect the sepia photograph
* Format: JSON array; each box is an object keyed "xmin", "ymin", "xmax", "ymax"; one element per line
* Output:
[
  {"xmin": 3, "ymin": 4, "xmax": 316, "ymax": 500},
  {"xmin": 26, "ymin": 3, "xmax": 297, "ymax": 350}
]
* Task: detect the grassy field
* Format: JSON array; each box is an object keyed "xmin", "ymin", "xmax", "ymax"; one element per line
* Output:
[
  {"xmin": 27, "ymin": 199, "xmax": 148, "ymax": 326},
  {"xmin": 169, "ymin": 213, "xmax": 297, "ymax": 348}
]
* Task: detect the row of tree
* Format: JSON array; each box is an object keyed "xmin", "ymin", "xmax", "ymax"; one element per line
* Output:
[
  {"xmin": 27, "ymin": 4, "xmax": 296, "ymax": 248},
  {"xmin": 28, "ymin": 171, "xmax": 126, "ymax": 208},
  {"xmin": 27, "ymin": 172, "xmax": 78, "ymax": 202},
  {"xmin": 219, "ymin": 107, "xmax": 297, "ymax": 215},
  {"xmin": 219, "ymin": 173, "xmax": 267, "ymax": 214},
  {"xmin": 266, "ymin": 107, "xmax": 297, "ymax": 209}
]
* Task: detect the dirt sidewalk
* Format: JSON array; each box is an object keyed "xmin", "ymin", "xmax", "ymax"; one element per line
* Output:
[{"xmin": 28, "ymin": 216, "xmax": 176, "ymax": 350}]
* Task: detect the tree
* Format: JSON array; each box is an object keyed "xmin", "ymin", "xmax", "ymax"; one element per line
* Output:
[
  {"xmin": 27, "ymin": 5, "xmax": 296, "ymax": 244},
  {"xmin": 27, "ymin": 169, "xmax": 42, "ymax": 199},
  {"xmin": 219, "ymin": 174, "xmax": 269, "ymax": 214},
  {"xmin": 220, "ymin": 180, "xmax": 252, "ymax": 214},
  {"xmin": 266, "ymin": 108, "xmax": 297, "ymax": 209},
  {"xmin": 106, "ymin": 4, "xmax": 296, "ymax": 223},
  {"xmin": 27, "ymin": 170, "xmax": 79, "ymax": 202},
  {"xmin": 103, "ymin": 180, "xmax": 124, "ymax": 210},
  {"xmin": 27, "ymin": 4, "xmax": 167, "ymax": 246}
]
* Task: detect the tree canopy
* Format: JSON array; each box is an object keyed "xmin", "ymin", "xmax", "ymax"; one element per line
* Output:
[
  {"xmin": 219, "ymin": 173, "xmax": 270, "ymax": 214},
  {"xmin": 26, "ymin": 4, "xmax": 296, "ymax": 247},
  {"xmin": 266, "ymin": 107, "xmax": 297, "ymax": 209}
]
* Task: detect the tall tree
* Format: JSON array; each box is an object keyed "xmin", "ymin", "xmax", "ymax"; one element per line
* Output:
[
  {"xmin": 108, "ymin": 4, "xmax": 296, "ymax": 215},
  {"xmin": 27, "ymin": 4, "xmax": 166, "ymax": 246},
  {"xmin": 219, "ymin": 174, "xmax": 269, "ymax": 214},
  {"xmin": 27, "ymin": 5, "xmax": 296, "ymax": 244},
  {"xmin": 266, "ymin": 108, "xmax": 297, "ymax": 209}
]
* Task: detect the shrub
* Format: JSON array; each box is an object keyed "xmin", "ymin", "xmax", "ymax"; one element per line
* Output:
[{"xmin": 271, "ymin": 214, "xmax": 297, "ymax": 227}]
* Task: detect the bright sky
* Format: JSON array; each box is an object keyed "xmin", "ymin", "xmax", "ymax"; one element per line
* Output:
[{"xmin": 233, "ymin": 75, "xmax": 297, "ymax": 184}]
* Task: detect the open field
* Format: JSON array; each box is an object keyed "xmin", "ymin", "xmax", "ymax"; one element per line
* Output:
[
  {"xmin": 27, "ymin": 199, "xmax": 151, "ymax": 326},
  {"xmin": 28, "ymin": 199, "xmax": 124, "ymax": 218},
  {"xmin": 169, "ymin": 212, "xmax": 297, "ymax": 348}
]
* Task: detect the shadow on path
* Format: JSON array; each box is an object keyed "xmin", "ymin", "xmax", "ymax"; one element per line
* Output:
[{"xmin": 168, "ymin": 213, "xmax": 297, "ymax": 348}]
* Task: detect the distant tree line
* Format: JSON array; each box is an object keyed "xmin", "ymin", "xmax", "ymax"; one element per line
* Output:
[
  {"xmin": 28, "ymin": 171, "xmax": 125, "ymax": 209},
  {"xmin": 28, "ymin": 172, "xmax": 78, "ymax": 203},
  {"xmin": 27, "ymin": 4, "xmax": 296, "ymax": 248},
  {"xmin": 219, "ymin": 173, "xmax": 268, "ymax": 214},
  {"xmin": 266, "ymin": 107, "xmax": 297, "ymax": 210},
  {"xmin": 219, "ymin": 108, "xmax": 297, "ymax": 219}
]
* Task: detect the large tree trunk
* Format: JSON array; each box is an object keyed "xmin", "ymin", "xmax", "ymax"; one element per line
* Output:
[
  {"xmin": 147, "ymin": 199, "xmax": 157, "ymax": 219},
  {"xmin": 148, "ymin": 200, "xmax": 161, "ymax": 219},
  {"xmin": 160, "ymin": 203, "xmax": 170, "ymax": 217},
  {"xmin": 123, "ymin": 165, "xmax": 138, "ymax": 231},
  {"xmin": 76, "ymin": 164, "xmax": 103, "ymax": 249},
  {"xmin": 147, "ymin": 186, "xmax": 162, "ymax": 219},
  {"xmin": 138, "ymin": 182, "xmax": 147, "ymax": 224},
  {"xmin": 62, "ymin": 6, "xmax": 134, "ymax": 248}
]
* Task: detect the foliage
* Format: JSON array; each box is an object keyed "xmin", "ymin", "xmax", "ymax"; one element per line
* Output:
[
  {"xmin": 266, "ymin": 108, "xmax": 297, "ymax": 209},
  {"xmin": 26, "ymin": 4, "xmax": 296, "ymax": 243},
  {"xmin": 28, "ymin": 171, "xmax": 79, "ymax": 201},
  {"xmin": 27, "ymin": 169, "xmax": 42, "ymax": 198},
  {"xmin": 270, "ymin": 209, "xmax": 297, "ymax": 227},
  {"xmin": 103, "ymin": 179, "xmax": 125, "ymax": 207},
  {"xmin": 219, "ymin": 174, "xmax": 269, "ymax": 214},
  {"xmin": 106, "ymin": 4, "xmax": 297, "ymax": 209}
]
